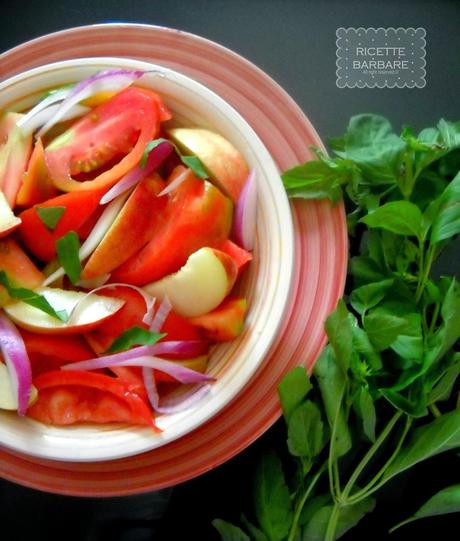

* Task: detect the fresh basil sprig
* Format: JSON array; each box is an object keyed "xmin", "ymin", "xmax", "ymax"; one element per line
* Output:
[{"xmin": 214, "ymin": 114, "xmax": 460, "ymax": 540}]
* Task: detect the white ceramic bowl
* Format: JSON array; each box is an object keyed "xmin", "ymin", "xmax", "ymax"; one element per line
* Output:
[{"xmin": 0, "ymin": 58, "xmax": 294, "ymax": 462}]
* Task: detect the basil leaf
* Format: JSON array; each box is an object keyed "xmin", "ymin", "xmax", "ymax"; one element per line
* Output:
[
  {"xmin": 253, "ymin": 450, "xmax": 293, "ymax": 541},
  {"xmin": 430, "ymin": 171, "xmax": 460, "ymax": 244},
  {"xmin": 350, "ymin": 278, "xmax": 394, "ymax": 314},
  {"xmin": 351, "ymin": 325, "xmax": 382, "ymax": 371},
  {"xmin": 299, "ymin": 494, "xmax": 331, "ymax": 529},
  {"xmin": 428, "ymin": 355, "xmax": 460, "ymax": 403},
  {"xmin": 278, "ymin": 366, "xmax": 312, "ymax": 422},
  {"xmin": 363, "ymin": 308, "xmax": 409, "ymax": 351},
  {"xmin": 383, "ymin": 409, "xmax": 460, "ymax": 484},
  {"xmin": 360, "ymin": 201, "xmax": 423, "ymax": 240},
  {"xmin": 302, "ymin": 497, "xmax": 375, "ymax": 541},
  {"xmin": 240, "ymin": 514, "xmax": 269, "ymax": 541},
  {"xmin": 314, "ymin": 347, "xmax": 352, "ymax": 457},
  {"xmin": 36, "ymin": 206, "xmax": 66, "ymax": 231},
  {"xmin": 325, "ymin": 300, "xmax": 354, "ymax": 373},
  {"xmin": 390, "ymin": 312, "xmax": 423, "ymax": 362},
  {"xmin": 353, "ymin": 386, "xmax": 377, "ymax": 442},
  {"xmin": 344, "ymin": 114, "xmax": 405, "ymax": 184},
  {"xmin": 0, "ymin": 271, "xmax": 67, "ymax": 322},
  {"xmin": 56, "ymin": 231, "xmax": 81, "ymax": 285},
  {"xmin": 380, "ymin": 387, "xmax": 427, "ymax": 418},
  {"xmin": 212, "ymin": 519, "xmax": 250, "ymax": 541},
  {"xmin": 437, "ymin": 119, "xmax": 460, "ymax": 150},
  {"xmin": 390, "ymin": 484, "xmax": 460, "ymax": 533},
  {"xmin": 287, "ymin": 400, "xmax": 324, "ymax": 459},
  {"xmin": 349, "ymin": 256, "xmax": 386, "ymax": 286},
  {"xmin": 181, "ymin": 155, "xmax": 208, "ymax": 179},
  {"xmin": 281, "ymin": 160, "xmax": 346, "ymax": 202},
  {"xmin": 426, "ymin": 278, "xmax": 460, "ymax": 366},
  {"xmin": 107, "ymin": 326, "xmax": 166, "ymax": 353}
]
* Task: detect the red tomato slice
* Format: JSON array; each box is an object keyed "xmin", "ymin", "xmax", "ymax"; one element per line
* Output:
[
  {"xmin": 21, "ymin": 330, "xmax": 95, "ymax": 376},
  {"xmin": 111, "ymin": 166, "xmax": 233, "ymax": 284},
  {"xmin": 18, "ymin": 187, "xmax": 105, "ymax": 261},
  {"xmin": 44, "ymin": 87, "xmax": 165, "ymax": 192},
  {"xmin": 217, "ymin": 239, "xmax": 253, "ymax": 274},
  {"xmin": 28, "ymin": 370, "xmax": 157, "ymax": 428}
]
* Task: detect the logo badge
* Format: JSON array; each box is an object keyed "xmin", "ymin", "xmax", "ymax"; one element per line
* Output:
[{"xmin": 336, "ymin": 28, "xmax": 426, "ymax": 89}]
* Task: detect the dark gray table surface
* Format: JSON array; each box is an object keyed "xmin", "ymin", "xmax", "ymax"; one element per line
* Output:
[{"xmin": 1, "ymin": 1, "xmax": 459, "ymax": 539}]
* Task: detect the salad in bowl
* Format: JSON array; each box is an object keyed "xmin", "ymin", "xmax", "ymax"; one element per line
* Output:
[{"xmin": 0, "ymin": 59, "xmax": 294, "ymax": 461}]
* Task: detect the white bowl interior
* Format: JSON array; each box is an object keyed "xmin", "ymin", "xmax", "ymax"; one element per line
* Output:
[{"xmin": 0, "ymin": 58, "xmax": 294, "ymax": 461}]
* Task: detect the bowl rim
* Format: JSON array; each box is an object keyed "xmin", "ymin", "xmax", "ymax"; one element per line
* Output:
[{"xmin": 0, "ymin": 56, "xmax": 296, "ymax": 462}]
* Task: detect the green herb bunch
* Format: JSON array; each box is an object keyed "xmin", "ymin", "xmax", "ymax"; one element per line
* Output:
[{"xmin": 213, "ymin": 115, "xmax": 460, "ymax": 541}]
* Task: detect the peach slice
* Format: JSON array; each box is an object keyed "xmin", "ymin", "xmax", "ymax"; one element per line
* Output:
[
  {"xmin": 0, "ymin": 191, "xmax": 21, "ymax": 237},
  {"xmin": 4, "ymin": 287, "xmax": 125, "ymax": 335},
  {"xmin": 168, "ymin": 128, "xmax": 249, "ymax": 202},
  {"xmin": 0, "ymin": 238, "xmax": 44, "ymax": 306},
  {"xmin": 81, "ymin": 173, "xmax": 166, "ymax": 279},
  {"xmin": 144, "ymin": 247, "xmax": 237, "ymax": 318},
  {"xmin": 189, "ymin": 297, "xmax": 247, "ymax": 341},
  {"xmin": 0, "ymin": 112, "xmax": 33, "ymax": 208},
  {"xmin": 0, "ymin": 363, "xmax": 38, "ymax": 411}
]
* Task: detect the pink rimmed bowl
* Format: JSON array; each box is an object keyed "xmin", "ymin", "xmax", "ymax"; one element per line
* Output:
[{"xmin": 0, "ymin": 57, "xmax": 295, "ymax": 462}]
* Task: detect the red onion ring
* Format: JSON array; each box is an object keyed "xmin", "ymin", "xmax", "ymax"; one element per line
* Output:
[
  {"xmin": 233, "ymin": 169, "xmax": 257, "ymax": 250},
  {"xmin": 0, "ymin": 313, "xmax": 32, "ymax": 415}
]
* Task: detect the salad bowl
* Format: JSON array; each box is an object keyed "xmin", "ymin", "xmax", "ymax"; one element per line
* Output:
[{"xmin": 0, "ymin": 57, "xmax": 295, "ymax": 462}]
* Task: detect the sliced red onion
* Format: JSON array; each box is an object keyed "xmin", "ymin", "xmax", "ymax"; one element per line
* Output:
[
  {"xmin": 16, "ymin": 88, "xmax": 71, "ymax": 130},
  {"xmin": 155, "ymin": 383, "xmax": 213, "ymax": 414},
  {"xmin": 234, "ymin": 169, "xmax": 257, "ymax": 250},
  {"xmin": 61, "ymin": 340, "xmax": 209, "ymax": 371},
  {"xmin": 0, "ymin": 313, "xmax": 32, "ymax": 415},
  {"xmin": 157, "ymin": 167, "xmax": 189, "ymax": 197},
  {"xmin": 99, "ymin": 140, "xmax": 173, "ymax": 205},
  {"xmin": 66, "ymin": 282, "xmax": 155, "ymax": 326},
  {"xmin": 149, "ymin": 295, "xmax": 172, "ymax": 332},
  {"xmin": 142, "ymin": 367, "xmax": 212, "ymax": 414},
  {"xmin": 62, "ymin": 353, "xmax": 214, "ymax": 382},
  {"xmin": 42, "ymin": 191, "xmax": 129, "ymax": 287},
  {"xmin": 36, "ymin": 69, "xmax": 146, "ymax": 139},
  {"xmin": 18, "ymin": 103, "xmax": 90, "ymax": 137}
]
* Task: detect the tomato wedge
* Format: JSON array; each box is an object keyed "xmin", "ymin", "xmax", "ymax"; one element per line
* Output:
[
  {"xmin": 21, "ymin": 330, "xmax": 94, "ymax": 376},
  {"xmin": 44, "ymin": 87, "xmax": 164, "ymax": 192},
  {"xmin": 18, "ymin": 187, "xmax": 105, "ymax": 261},
  {"xmin": 27, "ymin": 370, "xmax": 157, "ymax": 428}
]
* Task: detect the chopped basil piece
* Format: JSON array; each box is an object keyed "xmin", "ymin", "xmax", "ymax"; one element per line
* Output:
[
  {"xmin": 36, "ymin": 206, "xmax": 66, "ymax": 231},
  {"xmin": 107, "ymin": 326, "xmax": 167, "ymax": 353},
  {"xmin": 0, "ymin": 271, "xmax": 68, "ymax": 322},
  {"xmin": 56, "ymin": 231, "xmax": 82, "ymax": 285}
]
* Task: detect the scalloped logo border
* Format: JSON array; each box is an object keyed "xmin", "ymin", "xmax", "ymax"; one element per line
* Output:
[{"xmin": 336, "ymin": 27, "xmax": 426, "ymax": 89}]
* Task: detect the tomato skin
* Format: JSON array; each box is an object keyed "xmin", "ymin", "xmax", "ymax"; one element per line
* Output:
[
  {"xmin": 44, "ymin": 87, "xmax": 162, "ymax": 193},
  {"xmin": 28, "ymin": 370, "xmax": 157, "ymax": 428},
  {"xmin": 111, "ymin": 166, "xmax": 233, "ymax": 284},
  {"xmin": 217, "ymin": 239, "xmax": 252, "ymax": 274},
  {"xmin": 21, "ymin": 330, "xmax": 95, "ymax": 376},
  {"xmin": 18, "ymin": 187, "xmax": 104, "ymax": 261}
]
